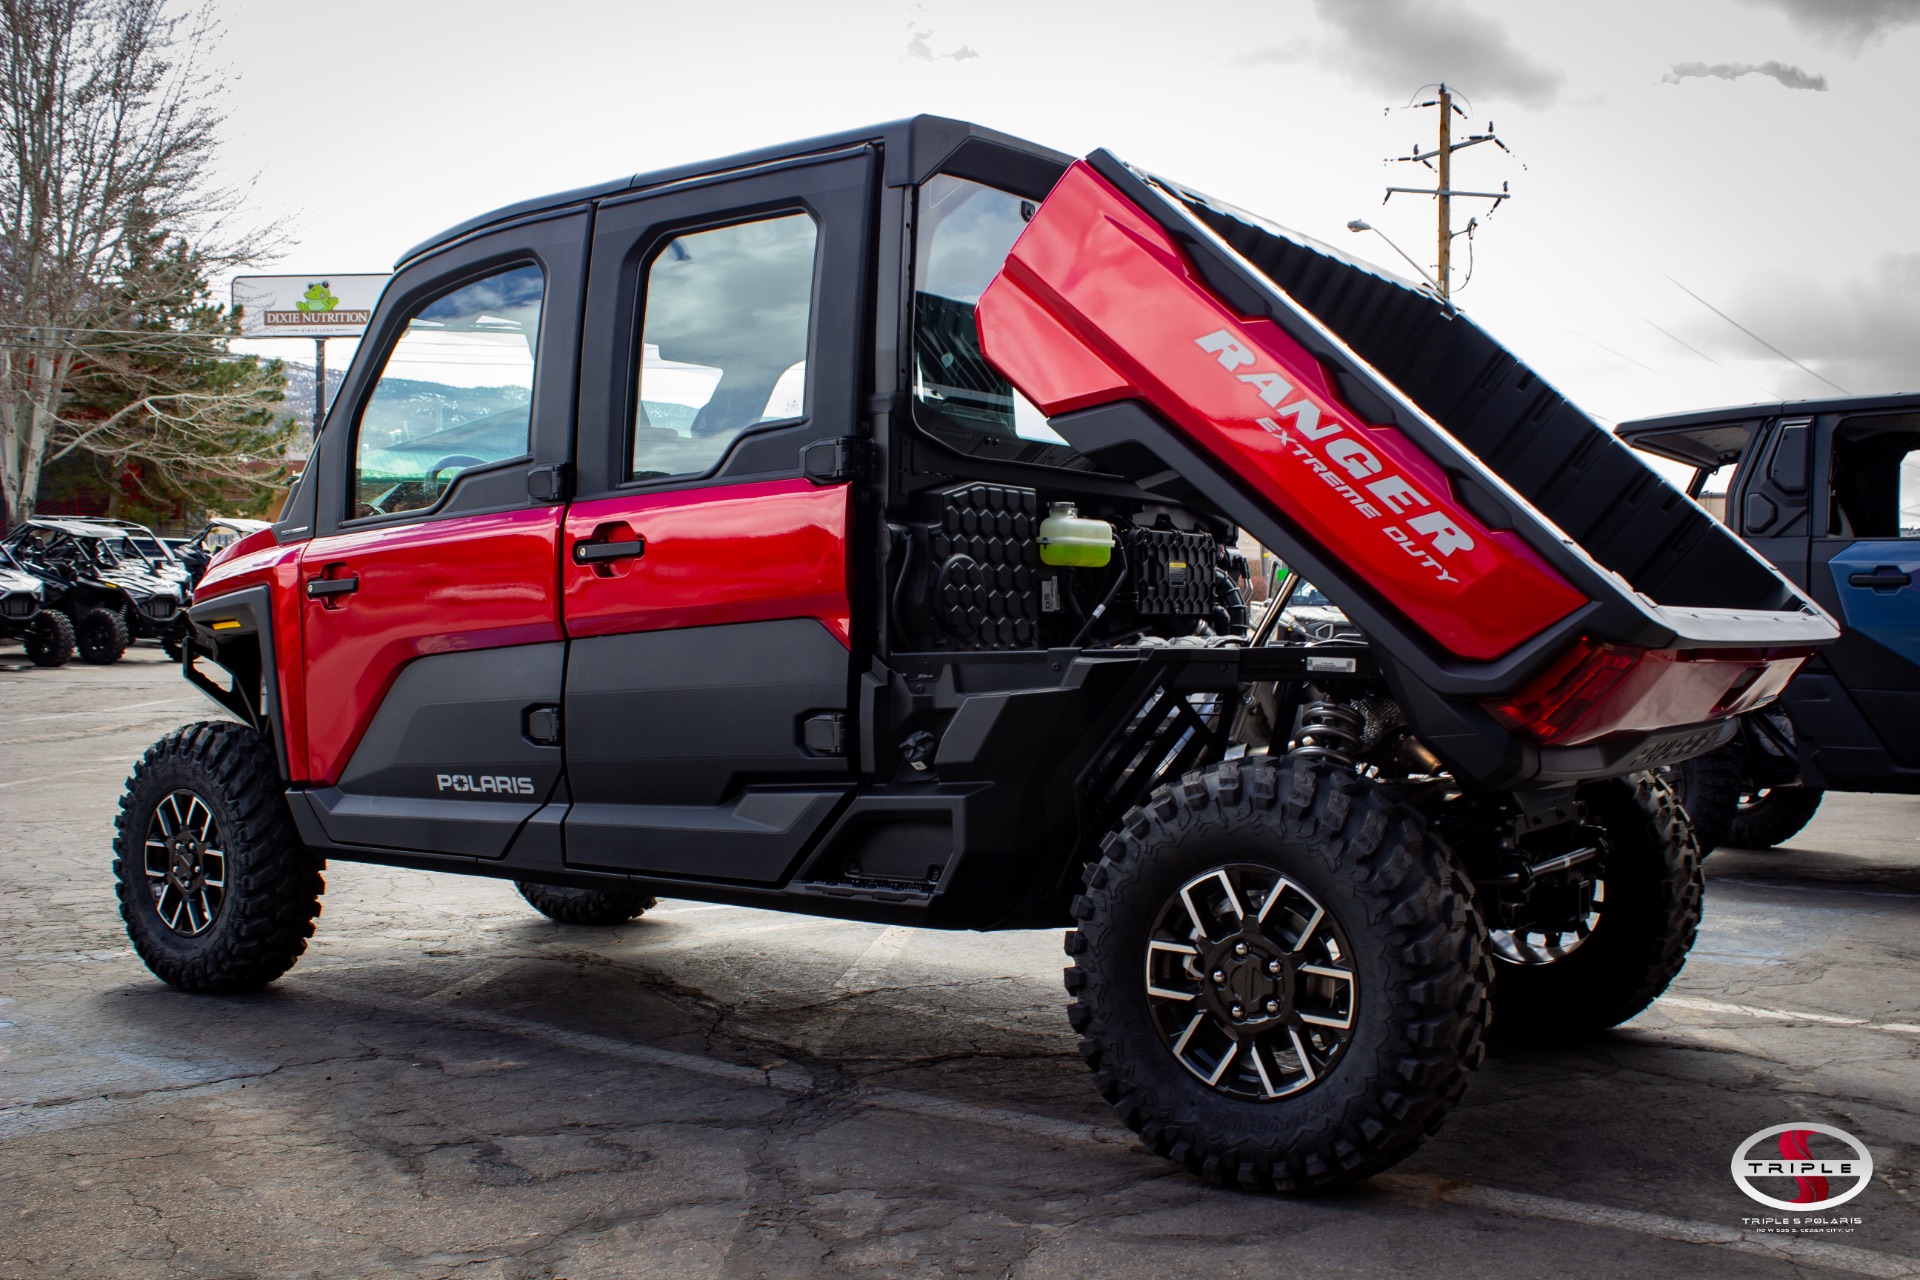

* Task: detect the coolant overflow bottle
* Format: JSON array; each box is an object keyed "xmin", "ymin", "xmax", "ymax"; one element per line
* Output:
[{"xmin": 1037, "ymin": 503, "xmax": 1115, "ymax": 568}]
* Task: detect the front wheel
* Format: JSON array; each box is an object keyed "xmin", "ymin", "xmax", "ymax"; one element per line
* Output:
[
  {"xmin": 1065, "ymin": 757, "xmax": 1490, "ymax": 1192},
  {"xmin": 24, "ymin": 610, "xmax": 75, "ymax": 667},
  {"xmin": 75, "ymin": 606, "xmax": 129, "ymax": 664},
  {"xmin": 114, "ymin": 721, "xmax": 324, "ymax": 992},
  {"xmin": 1490, "ymin": 773, "xmax": 1701, "ymax": 1038}
]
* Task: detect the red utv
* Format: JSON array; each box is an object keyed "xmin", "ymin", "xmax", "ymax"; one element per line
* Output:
[{"xmin": 118, "ymin": 118, "xmax": 1834, "ymax": 1191}]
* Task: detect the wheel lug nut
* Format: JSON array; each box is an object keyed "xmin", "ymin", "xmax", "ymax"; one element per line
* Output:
[
  {"xmin": 1267, "ymin": 959, "xmax": 1282, "ymax": 974},
  {"xmin": 1265, "ymin": 999, "xmax": 1280, "ymax": 1014},
  {"xmin": 1234, "ymin": 942, "xmax": 1249, "ymax": 957},
  {"xmin": 1231, "ymin": 1005, "xmax": 1245, "ymax": 1020},
  {"xmin": 1212, "ymin": 970, "xmax": 1225, "ymax": 984}
]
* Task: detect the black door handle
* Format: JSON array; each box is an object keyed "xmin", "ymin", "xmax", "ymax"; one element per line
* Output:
[
  {"xmin": 305, "ymin": 575, "xmax": 359, "ymax": 598},
  {"xmin": 1848, "ymin": 570, "xmax": 1911, "ymax": 589},
  {"xmin": 572, "ymin": 537, "xmax": 645, "ymax": 565}
]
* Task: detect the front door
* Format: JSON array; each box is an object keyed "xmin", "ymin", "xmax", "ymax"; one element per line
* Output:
[
  {"xmin": 297, "ymin": 213, "xmax": 588, "ymax": 856},
  {"xmin": 1807, "ymin": 410, "xmax": 1920, "ymax": 771},
  {"xmin": 560, "ymin": 148, "xmax": 876, "ymax": 883}
]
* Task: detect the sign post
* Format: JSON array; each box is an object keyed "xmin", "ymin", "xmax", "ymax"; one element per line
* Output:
[{"xmin": 232, "ymin": 274, "xmax": 391, "ymax": 429}]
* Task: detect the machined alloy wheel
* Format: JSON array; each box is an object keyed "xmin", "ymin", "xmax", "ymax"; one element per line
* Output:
[
  {"xmin": 1489, "ymin": 773, "xmax": 1701, "ymax": 1038},
  {"xmin": 1066, "ymin": 757, "xmax": 1490, "ymax": 1192},
  {"xmin": 116, "ymin": 721, "xmax": 323, "ymax": 992},
  {"xmin": 143, "ymin": 789, "xmax": 228, "ymax": 936},
  {"xmin": 1144, "ymin": 865, "xmax": 1356, "ymax": 1100},
  {"xmin": 1487, "ymin": 877, "xmax": 1602, "ymax": 965}
]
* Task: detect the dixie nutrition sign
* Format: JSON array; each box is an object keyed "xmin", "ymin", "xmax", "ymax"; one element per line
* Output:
[{"xmin": 232, "ymin": 274, "xmax": 392, "ymax": 338}]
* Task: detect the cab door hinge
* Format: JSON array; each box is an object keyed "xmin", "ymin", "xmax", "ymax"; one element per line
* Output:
[
  {"xmin": 802, "ymin": 437, "xmax": 872, "ymax": 485},
  {"xmin": 526, "ymin": 463, "xmax": 573, "ymax": 503}
]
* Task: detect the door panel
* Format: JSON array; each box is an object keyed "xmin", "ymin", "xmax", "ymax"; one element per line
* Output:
[
  {"xmin": 307, "ymin": 643, "xmax": 565, "ymax": 857},
  {"xmin": 302, "ymin": 506, "xmax": 562, "ymax": 782},
  {"xmin": 561, "ymin": 149, "xmax": 874, "ymax": 881},
  {"xmin": 296, "ymin": 214, "xmax": 586, "ymax": 853},
  {"xmin": 562, "ymin": 479, "xmax": 849, "ymax": 642},
  {"xmin": 1821, "ymin": 541, "xmax": 1920, "ymax": 765}
]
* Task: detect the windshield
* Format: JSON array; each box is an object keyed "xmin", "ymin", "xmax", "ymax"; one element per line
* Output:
[{"xmin": 911, "ymin": 175, "xmax": 1078, "ymax": 467}]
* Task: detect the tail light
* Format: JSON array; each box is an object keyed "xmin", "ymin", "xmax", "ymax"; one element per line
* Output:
[{"xmin": 1486, "ymin": 636, "xmax": 1809, "ymax": 747}]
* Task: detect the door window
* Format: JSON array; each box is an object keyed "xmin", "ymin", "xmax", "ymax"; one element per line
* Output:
[
  {"xmin": 350, "ymin": 264, "xmax": 545, "ymax": 519},
  {"xmin": 1828, "ymin": 416, "xmax": 1920, "ymax": 538},
  {"xmin": 630, "ymin": 213, "xmax": 817, "ymax": 481},
  {"xmin": 911, "ymin": 175, "xmax": 1072, "ymax": 458}
]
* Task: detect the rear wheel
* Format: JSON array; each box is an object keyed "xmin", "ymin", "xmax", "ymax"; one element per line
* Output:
[
  {"xmin": 515, "ymin": 881, "xmax": 656, "ymax": 925},
  {"xmin": 1065, "ymin": 757, "xmax": 1490, "ymax": 1191},
  {"xmin": 75, "ymin": 606, "xmax": 129, "ymax": 664},
  {"xmin": 1728, "ymin": 786, "xmax": 1823, "ymax": 850},
  {"xmin": 1490, "ymin": 774, "xmax": 1701, "ymax": 1038},
  {"xmin": 24, "ymin": 610, "xmax": 75, "ymax": 667},
  {"xmin": 114, "ymin": 721, "xmax": 324, "ymax": 992}
]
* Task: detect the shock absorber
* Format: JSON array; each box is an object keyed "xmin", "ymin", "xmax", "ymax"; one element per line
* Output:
[{"xmin": 1289, "ymin": 698, "xmax": 1366, "ymax": 765}]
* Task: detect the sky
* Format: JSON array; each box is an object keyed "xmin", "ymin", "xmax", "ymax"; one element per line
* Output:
[{"xmin": 209, "ymin": 0, "xmax": 1919, "ymax": 430}]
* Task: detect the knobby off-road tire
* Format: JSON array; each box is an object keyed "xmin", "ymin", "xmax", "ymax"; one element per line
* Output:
[
  {"xmin": 24, "ymin": 610, "xmax": 75, "ymax": 666},
  {"xmin": 1492, "ymin": 773, "xmax": 1701, "ymax": 1039},
  {"xmin": 114, "ymin": 721, "xmax": 324, "ymax": 992},
  {"xmin": 1728, "ymin": 785, "xmax": 1824, "ymax": 850},
  {"xmin": 1065, "ymin": 757, "xmax": 1491, "ymax": 1192},
  {"xmin": 75, "ymin": 606, "xmax": 129, "ymax": 665},
  {"xmin": 515, "ymin": 881, "xmax": 656, "ymax": 925},
  {"xmin": 1666, "ymin": 746, "xmax": 1741, "ymax": 855}
]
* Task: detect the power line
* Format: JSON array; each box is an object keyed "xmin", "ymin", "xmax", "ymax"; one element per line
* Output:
[{"xmin": 1657, "ymin": 271, "xmax": 1850, "ymax": 395}]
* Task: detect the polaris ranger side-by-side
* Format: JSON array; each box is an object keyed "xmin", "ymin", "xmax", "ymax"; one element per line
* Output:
[{"xmin": 120, "ymin": 118, "xmax": 1835, "ymax": 1191}]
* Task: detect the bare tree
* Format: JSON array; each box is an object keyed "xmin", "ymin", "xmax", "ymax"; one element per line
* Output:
[{"xmin": 0, "ymin": 0, "xmax": 284, "ymax": 526}]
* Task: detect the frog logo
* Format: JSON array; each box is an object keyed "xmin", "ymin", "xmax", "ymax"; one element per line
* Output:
[{"xmin": 295, "ymin": 281, "xmax": 339, "ymax": 314}]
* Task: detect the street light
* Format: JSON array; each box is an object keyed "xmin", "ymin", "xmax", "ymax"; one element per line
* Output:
[{"xmin": 1346, "ymin": 219, "xmax": 1445, "ymax": 297}]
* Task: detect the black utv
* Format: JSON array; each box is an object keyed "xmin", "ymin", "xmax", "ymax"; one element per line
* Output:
[
  {"xmin": 0, "ymin": 545, "xmax": 75, "ymax": 666},
  {"xmin": 121, "ymin": 118, "xmax": 1833, "ymax": 1192},
  {"xmin": 5, "ymin": 517, "xmax": 189, "ymax": 663}
]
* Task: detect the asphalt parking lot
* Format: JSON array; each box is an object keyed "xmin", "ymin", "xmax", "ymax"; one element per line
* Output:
[{"xmin": 2, "ymin": 646, "xmax": 1917, "ymax": 1279}]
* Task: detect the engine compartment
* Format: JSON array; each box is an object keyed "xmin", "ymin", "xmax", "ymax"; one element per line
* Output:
[{"xmin": 889, "ymin": 482, "xmax": 1247, "ymax": 652}]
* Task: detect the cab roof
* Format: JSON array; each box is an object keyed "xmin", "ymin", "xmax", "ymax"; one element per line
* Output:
[
  {"xmin": 396, "ymin": 115, "xmax": 1072, "ymax": 269},
  {"xmin": 1617, "ymin": 392, "xmax": 1920, "ymax": 469}
]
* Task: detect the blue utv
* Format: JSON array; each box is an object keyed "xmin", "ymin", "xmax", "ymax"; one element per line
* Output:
[{"xmin": 1618, "ymin": 393, "xmax": 1919, "ymax": 850}]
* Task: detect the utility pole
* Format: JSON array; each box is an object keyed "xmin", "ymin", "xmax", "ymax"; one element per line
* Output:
[{"xmin": 1383, "ymin": 84, "xmax": 1513, "ymax": 301}]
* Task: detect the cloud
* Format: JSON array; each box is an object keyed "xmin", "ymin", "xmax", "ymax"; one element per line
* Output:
[
  {"xmin": 1738, "ymin": 0, "xmax": 1920, "ymax": 51},
  {"xmin": 1240, "ymin": 0, "xmax": 1564, "ymax": 106},
  {"xmin": 1703, "ymin": 253, "xmax": 1920, "ymax": 395},
  {"xmin": 1660, "ymin": 60, "xmax": 1828, "ymax": 90},
  {"xmin": 904, "ymin": 27, "xmax": 979, "ymax": 62}
]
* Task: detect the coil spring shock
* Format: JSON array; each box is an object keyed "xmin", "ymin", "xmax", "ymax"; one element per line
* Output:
[{"xmin": 1290, "ymin": 699, "xmax": 1366, "ymax": 765}]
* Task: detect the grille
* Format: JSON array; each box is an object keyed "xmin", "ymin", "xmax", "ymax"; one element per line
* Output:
[
  {"xmin": 1, "ymin": 594, "xmax": 34, "ymax": 618},
  {"xmin": 924, "ymin": 482, "xmax": 1040, "ymax": 650},
  {"xmin": 141, "ymin": 597, "xmax": 177, "ymax": 619},
  {"xmin": 1127, "ymin": 529, "xmax": 1217, "ymax": 616}
]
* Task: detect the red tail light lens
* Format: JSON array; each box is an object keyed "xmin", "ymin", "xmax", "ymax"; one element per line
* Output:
[
  {"xmin": 1486, "ymin": 637, "xmax": 1644, "ymax": 745},
  {"xmin": 1486, "ymin": 638, "xmax": 1810, "ymax": 747}
]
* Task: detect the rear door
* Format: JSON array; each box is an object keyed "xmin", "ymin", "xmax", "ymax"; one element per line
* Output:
[
  {"xmin": 297, "ymin": 211, "xmax": 588, "ymax": 856},
  {"xmin": 1809, "ymin": 410, "xmax": 1920, "ymax": 767},
  {"xmin": 561, "ymin": 148, "xmax": 876, "ymax": 883}
]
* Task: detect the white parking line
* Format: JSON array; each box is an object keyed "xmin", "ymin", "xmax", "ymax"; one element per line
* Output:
[
  {"xmin": 1660, "ymin": 994, "xmax": 1920, "ymax": 1036},
  {"xmin": 1382, "ymin": 1175, "xmax": 1920, "ymax": 1280},
  {"xmin": 304, "ymin": 978, "xmax": 1920, "ymax": 1279},
  {"xmin": 8, "ymin": 698, "xmax": 194, "ymax": 722}
]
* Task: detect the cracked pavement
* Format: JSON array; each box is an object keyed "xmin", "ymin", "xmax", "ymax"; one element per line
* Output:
[{"xmin": 3, "ymin": 648, "xmax": 1917, "ymax": 1278}]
